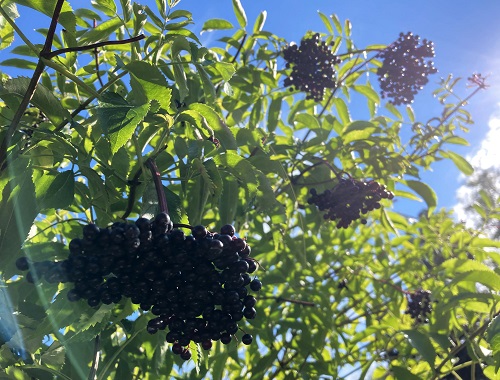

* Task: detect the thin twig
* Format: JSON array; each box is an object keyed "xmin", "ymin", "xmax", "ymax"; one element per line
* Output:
[
  {"xmin": 0, "ymin": 0, "xmax": 65, "ymax": 168},
  {"xmin": 231, "ymin": 33, "xmax": 247, "ymax": 63},
  {"xmin": 121, "ymin": 168, "xmax": 143, "ymax": 220},
  {"xmin": 258, "ymin": 295, "xmax": 316, "ymax": 307},
  {"xmin": 43, "ymin": 34, "xmax": 146, "ymax": 59}
]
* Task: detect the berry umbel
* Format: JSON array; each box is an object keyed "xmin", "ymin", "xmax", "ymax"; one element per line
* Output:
[
  {"xmin": 405, "ymin": 289, "xmax": 433, "ymax": 324},
  {"xmin": 307, "ymin": 176, "xmax": 394, "ymax": 229},
  {"xmin": 377, "ymin": 32, "xmax": 437, "ymax": 105},
  {"xmin": 16, "ymin": 214, "xmax": 260, "ymax": 360},
  {"xmin": 283, "ymin": 33, "xmax": 340, "ymax": 102}
]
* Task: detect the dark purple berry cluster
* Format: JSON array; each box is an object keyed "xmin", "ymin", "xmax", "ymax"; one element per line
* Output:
[
  {"xmin": 16, "ymin": 214, "xmax": 260, "ymax": 360},
  {"xmin": 307, "ymin": 177, "xmax": 394, "ymax": 228},
  {"xmin": 405, "ymin": 289, "xmax": 432, "ymax": 324},
  {"xmin": 377, "ymin": 32, "xmax": 437, "ymax": 105},
  {"xmin": 283, "ymin": 33, "xmax": 340, "ymax": 101}
]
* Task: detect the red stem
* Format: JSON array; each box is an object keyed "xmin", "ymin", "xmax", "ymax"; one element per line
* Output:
[{"xmin": 145, "ymin": 158, "xmax": 168, "ymax": 214}]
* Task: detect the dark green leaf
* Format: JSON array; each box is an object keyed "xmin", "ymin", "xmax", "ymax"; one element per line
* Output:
[
  {"xmin": 403, "ymin": 329, "xmax": 436, "ymax": 366},
  {"xmin": 14, "ymin": 0, "xmax": 76, "ymax": 35},
  {"xmin": 126, "ymin": 61, "xmax": 172, "ymax": 110},
  {"xmin": 0, "ymin": 77, "xmax": 71, "ymax": 127},
  {"xmin": 34, "ymin": 170, "xmax": 74, "ymax": 210},
  {"xmin": 487, "ymin": 316, "xmax": 500, "ymax": 354}
]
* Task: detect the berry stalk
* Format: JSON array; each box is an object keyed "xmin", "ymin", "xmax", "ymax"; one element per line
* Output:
[{"xmin": 145, "ymin": 158, "xmax": 169, "ymax": 215}]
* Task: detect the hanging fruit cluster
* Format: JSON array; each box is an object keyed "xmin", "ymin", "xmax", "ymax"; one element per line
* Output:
[
  {"xmin": 377, "ymin": 32, "xmax": 437, "ymax": 105},
  {"xmin": 16, "ymin": 213, "xmax": 260, "ymax": 360},
  {"xmin": 283, "ymin": 33, "xmax": 340, "ymax": 101},
  {"xmin": 308, "ymin": 176, "xmax": 394, "ymax": 228}
]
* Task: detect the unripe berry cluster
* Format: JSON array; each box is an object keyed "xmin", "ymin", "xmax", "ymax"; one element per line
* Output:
[
  {"xmin": 377, "ymin": 32, "xmax": 437, "ymax": 105},
  {"xmin": 283, "ymin": 33, "xmax": 340, "ymax": 102},
  {"xmin": 405, "ymin": 289, "xmax": 432, "ymax": 324},
  {"xmin": 16, "ymin": 214, "xmax": 260, "ymax": 360},
  {"xmin": 307, "ymin": 177, "xmax": 394, "ymax": 228}
]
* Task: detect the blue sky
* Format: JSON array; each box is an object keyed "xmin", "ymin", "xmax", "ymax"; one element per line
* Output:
[{"xmin": 6, "ymin": 0, "xmax": 500, "ymax": 216}]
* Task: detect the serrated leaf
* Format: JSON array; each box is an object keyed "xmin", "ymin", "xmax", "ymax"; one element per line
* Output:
[
  {"xmin": 403, "ymin": 329, "xmax": 436, "ymax": 366},
  {"xmin": 353, "ymin": 84, "xmax": 380, "ymax": 104},
  {"xmin": 201, "ymin": 18, "xmax": 234, "ymax": 33},
  {"xmin": 126, "ymin": 61, "xmax": 172, "ymax": 111},
  {"xmin": 406, "ymin": 180, "xmax": 437, "ymax": 212},
  {"xmin": 41, "ymin": 341, "xmax": 65, "ymax": 369},
  {"xmin": 232, "ymin": 0, "xmax": 247, "ymax": 28},
  {"xmin": 487, "ymin": 316, "xmax": 500, "ymax": 353},
  {"xmin": 187, "ymin": 103, "xmax": 237, "ymax": 150},
  {"xmin": 219, "ymin": 176, "xmax": 239, "ymax": 224},
  {"xmin": 91, "ymin": 0, "xmax": 117, "ymax": 16},
  {"xmin": 0, "ymin": 77, "xmax": 71, "ymax": 127},
  {"xmin": 34, "ymin": 170, "xmax": 74, "ymax": 210},
  {"xmin": 213, "ymin": 62, "xmax": 236, "ymax": 82},
  {"xmin": 97, "ymin": 103, "xmax": 150, "ymax": 153}
]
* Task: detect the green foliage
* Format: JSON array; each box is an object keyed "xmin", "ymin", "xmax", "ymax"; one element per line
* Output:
[{"xmin": 0, "ymin": 0, "xmax": 497, "ymax": 379}]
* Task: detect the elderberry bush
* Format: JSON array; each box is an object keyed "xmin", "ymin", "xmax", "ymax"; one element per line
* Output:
[
  {"xmin": 308, "ymin": 177, "xmax": 394, "ymax": 229},
  {"xmin": 283, "ymin": 33, "xmax": 340, "ymax": 102},
  {"xmin": 16, "ymin": 214, "xmax": 260, "ymax": 360},
  {"xmin": 377, "ymin": 32, "xmax": 437, "ymax": 105},
  {"xmin": 405, "ymin": 289, "xmax": 432, "ymax": 324}
]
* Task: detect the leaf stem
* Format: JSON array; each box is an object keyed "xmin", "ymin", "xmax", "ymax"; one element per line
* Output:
[
  {"xmin": 145, "ymin": 158, "xmax": 168, "ymax": 214},
  {"xmin": 258, "ymin": 295, "xmax": 316, "ymax": 307}
]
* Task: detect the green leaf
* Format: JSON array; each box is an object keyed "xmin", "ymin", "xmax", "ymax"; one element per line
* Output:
[
  {"xmin": 14, "ymin": 0, "xmax": 76, "ymax": 35},
  {"xmin": 391, "ymin": 366, "xmax": 422, "ymax": 380},
  {"xmin": 403, "ymin": 329, "xmax": 436, "ymax": 366},
  {"xmin": 0, "ymin": 3, "xmax": 18, "ymax": 51},
  {"xmin": 0, "ymin": 77, "xmax": 71, "ymax": 127},
  {"xmin": 406, "ymin": 180, "xmax": 437, "ymax": 212},
  {"xmin": 97, "ymin": 103, "xmax": 150, "ymax": 153},
  {"xmin": 253, "ymin": 11, "xmax": 267, "ymax": 33},
  {"xmin": 441, "ymin": 150, "xmax": 474, "ymax": 176},
  {"xmin": 125, "ymin": 61, "xmax": 172, "ymax": 110},
  {"xmin": 194, "ymin": 63, "xmax": 216, "ymax": 106},
  {"xmin": 219, "ymin": 176, "xmax": 239, "ymax": 225},
  {"xmin": 201, "ymin": 19, "xmax": 234, "ymax": 33},
  {"xmin": 353, "ymin": 84, "xmax": 380, "ymax": 104},
  {"xmin": 232, "ymin": 0, "xmax": 247, "ymax": 28},
  {"xmin": 294, "ymin": 113, "xmax": 320, "ymax": 131},
  {"xmin": 318, "ymin": 11, "xmax": 334, "ymax": 35},
  {"xmin": 91, "ymin": 0, "xmax": 117, "ymax": 16},
  {"xmin": 34, "ymin": 170, "xmax": 74, "ymax": 210},
  {"xmin": 187, "ymin": 103, "xmax": 237, "ymax": 150},
  {"xmin": 78, "ymin": 16, "xmax": 122, "ymax": 45},
  {"xmin": 487, "ymin": 316, "xmax": 500, "ymax": 354},
  {"xmin": 342, "ymin": 121, "xmax": 377, "ymax": 144},
  {"xmin": 40, "ymin": 341, "xmax": 65, "ymax": 369},
  {"xmin": 213, "ymin": 62, "xmax": 236, "ymax": 82}
]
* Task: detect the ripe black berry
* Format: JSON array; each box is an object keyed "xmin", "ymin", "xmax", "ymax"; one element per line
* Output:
[
  {"xmin": 249, "ymin": 279, "xmax": 262, "ymax": 292},
  {"xmin": 15, "ymin": 257, "xmax": 30, "ymax": 271},
  {"xmin": 241, "ymin": 333, "xmax": 253, "ymax": 345}
]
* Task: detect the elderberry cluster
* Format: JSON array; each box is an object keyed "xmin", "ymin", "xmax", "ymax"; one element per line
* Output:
[
  {"xmin": 283, "ymin": 33, "xmax": 340, "ymax": 101},
  {"xmin": 377, "ymin": 32, "xmax": 437, "ymax": 105},
  {"xmin": 307, "ymin": 177, "xmax": 394, "ymax": 229},
  {"xmin": 16, "ymin": 214, "xmax": 260, "ymax": 360},
  {"xmin": 405, "ymin": 289, "xmax": 432, "ymax": 324}
]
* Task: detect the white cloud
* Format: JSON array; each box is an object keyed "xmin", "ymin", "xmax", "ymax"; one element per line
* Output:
[{"xmin": 454, "ymin": 106, "xmax": 500, "ymax": 228}]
